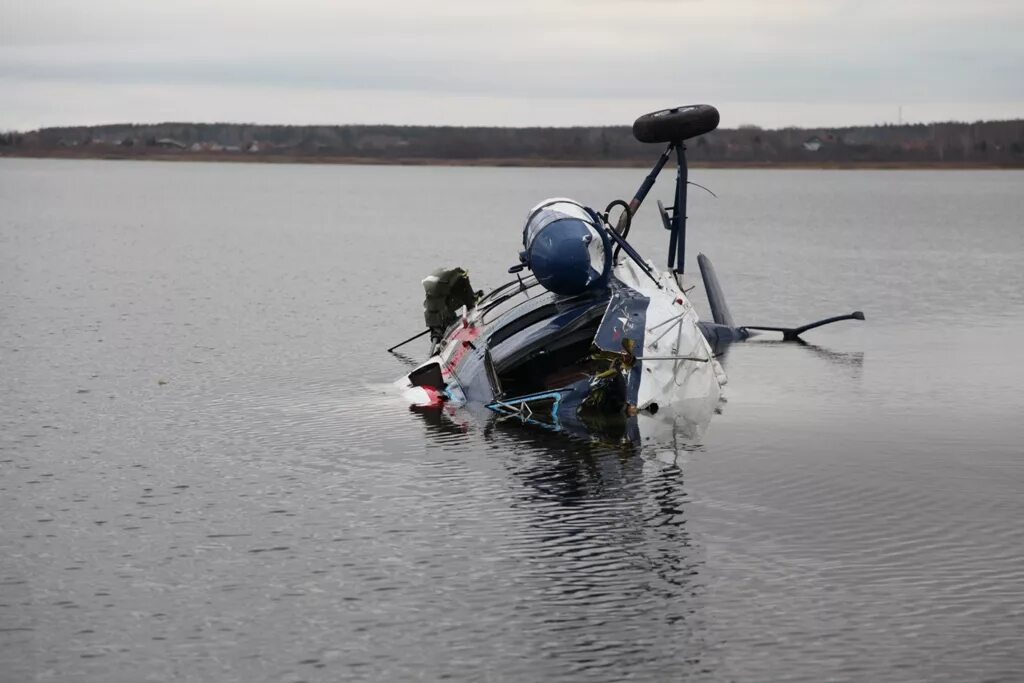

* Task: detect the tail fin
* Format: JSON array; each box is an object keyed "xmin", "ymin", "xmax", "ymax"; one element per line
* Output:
[{"xmin": 697, "ymin": 253, "xmax": 735, "ymax": 328}]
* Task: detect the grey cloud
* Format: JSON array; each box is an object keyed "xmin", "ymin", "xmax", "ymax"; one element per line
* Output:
[
  {"xmin": 1, "ymin": 0, "xmax": 1021, "ymax": 128},
  {"xmin": 3, "ymin": 42, "xmax": 1020, "ymax": 102}
]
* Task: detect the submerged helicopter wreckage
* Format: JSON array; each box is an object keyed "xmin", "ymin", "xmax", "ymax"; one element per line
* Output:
[{"xmin": 393, "ymin": 105, "xmax": 864, "ymax": 444}]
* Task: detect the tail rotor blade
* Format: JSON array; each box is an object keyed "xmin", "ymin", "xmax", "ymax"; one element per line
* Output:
[{"xmin": 744, "ymin": 312, "xmax": 865, "ymax": 341}]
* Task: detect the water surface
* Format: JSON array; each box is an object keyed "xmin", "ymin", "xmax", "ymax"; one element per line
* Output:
[{"xmin": 1, "ymin": 159, "xmax": 1022, "ymax": 682}]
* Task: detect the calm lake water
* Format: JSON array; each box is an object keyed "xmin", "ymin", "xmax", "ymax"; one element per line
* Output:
[{"xmin": 1, "ymin": 158, "xmax": 1022, "ymax": 682}]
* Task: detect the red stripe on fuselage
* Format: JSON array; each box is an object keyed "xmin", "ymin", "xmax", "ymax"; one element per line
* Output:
[{"xmin": 440, "ymin": 324, "xmax": 482, "ymax": 380}]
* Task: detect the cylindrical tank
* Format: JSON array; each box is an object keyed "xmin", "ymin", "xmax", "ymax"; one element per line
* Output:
[{"xmin": 521, "ymin": 199, "xmax": 611, "ymax": 296}]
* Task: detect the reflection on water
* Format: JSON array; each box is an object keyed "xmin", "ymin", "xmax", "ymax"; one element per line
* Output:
[
  {"xmin": 794, "ymin": 341, "xmax": 865, "ymax": 370},
  {"xmin": 719, "ymin": 338, "xmax": 865, "ymax": 373},
  {"xmin": 2, "ymin": 160, "xmax": 1023, "ymax": 682},
  {"xmin": 406, "ymin": 402, "xmax": 713, "ymax": 677},
  {"xmin": 387, "ymin": 351, "xmax": 422, "ymax": 369}
]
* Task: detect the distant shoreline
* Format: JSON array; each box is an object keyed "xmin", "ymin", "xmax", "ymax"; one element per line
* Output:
[{"xmin": 3, "ymin": 150, "xmax": 1020, "ymax": 170}]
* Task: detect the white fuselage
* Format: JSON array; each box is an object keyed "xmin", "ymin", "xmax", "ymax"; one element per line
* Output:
[{"xmin": 612, "ymin": 257, "xmax": 726, "ymax": 445}]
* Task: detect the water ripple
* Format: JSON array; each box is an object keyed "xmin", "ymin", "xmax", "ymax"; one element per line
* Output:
[{"xmin": 3, "ymin": 161, "xmax": 1023, "ymax": 682}]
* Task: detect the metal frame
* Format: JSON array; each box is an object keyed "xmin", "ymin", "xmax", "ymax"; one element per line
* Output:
[
  {"xmin": 669, "ymin": 142, "xmax": 688, "ymax": 275},
  {"xmin": 622, "ymin": 141, "xmax": 691, "ymax": 277}
]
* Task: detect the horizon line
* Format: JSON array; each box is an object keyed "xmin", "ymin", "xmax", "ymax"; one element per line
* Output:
[{"xmin": 12, "ymin": 116, "xmax": 1024, "ymax": 135}]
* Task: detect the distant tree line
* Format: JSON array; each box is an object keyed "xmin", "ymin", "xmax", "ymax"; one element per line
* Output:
[{"xmin": 4, "ymin": 119, "xmax": 1023, "ymax": 165}]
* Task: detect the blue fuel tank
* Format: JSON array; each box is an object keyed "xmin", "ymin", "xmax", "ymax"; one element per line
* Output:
[{"xmin": 520, "ymin": 199, "xmax": 611, "ymax": 296}]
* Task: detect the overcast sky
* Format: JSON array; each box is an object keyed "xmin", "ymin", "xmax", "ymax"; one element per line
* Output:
[{"xmin": 2, "ymin": 0, "xmax": 1021, "ymax": 130}]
